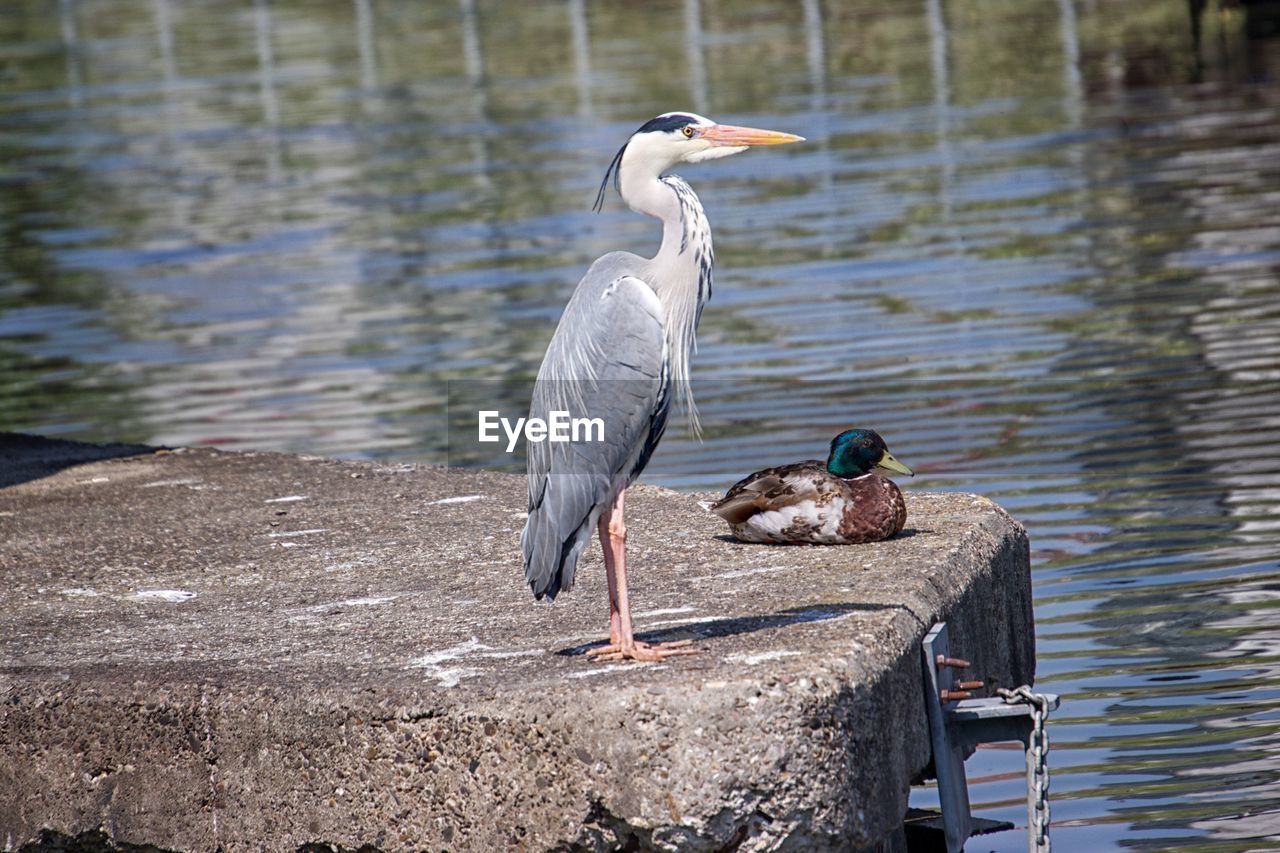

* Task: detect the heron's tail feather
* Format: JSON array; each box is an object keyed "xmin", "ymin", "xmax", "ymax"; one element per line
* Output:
[{"xmin": 521, "ymin": 499, "xmax": 595, "ymax": 601}]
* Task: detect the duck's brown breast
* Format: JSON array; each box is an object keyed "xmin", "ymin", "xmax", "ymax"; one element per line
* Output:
[{"xmin": 836, "ymin": 475, "xmax": 907, "ymax": 543}]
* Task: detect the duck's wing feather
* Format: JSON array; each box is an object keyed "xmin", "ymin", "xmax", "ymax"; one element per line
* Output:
[{"xmin": 709, "ymin": 461, "xmax": 827, "ymax": 525}]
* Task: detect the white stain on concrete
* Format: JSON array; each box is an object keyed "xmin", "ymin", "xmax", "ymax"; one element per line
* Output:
[
  {"xmin": 727, "ymin": 650, "xmax": 802, "ymax": 666},
  {"xmin": 566, "ymin": 664, "xmax": 668, "ymax": 678},
  {"xmin": 60, "ymin": 588, "xmax": 100, "ymax": 597},
  {"xmin": 428, "ymin": 667, "xmax": 475, "ymax": 689},
  {"xmin": 409, "ymin": 639, "xmax": 489, "ymax": 663},
  {"xmin": 565, "ymin": 665, "xmax": 627, "ymax": 679},
  {"xmin": 427, "ymin": 495, "xmax": 484, "ymax": 505},
  {"xmin": 265, "ymin": 495, "xmax": 308, "ymax": 503},
  {"xmin": 268, "ymin": 528, "xmax": 328, "ymax": 538},
  {"xmin": 288, "ymin": 595, "xmax": 398, "ymax": 621},
  {"xmin": 633, "ymin": 606, "xmax": 696, "ymax": 618},
  {"xmin": 408, "ymin": 638, "xmax": 488, "ymax": 688},
  {"xmin": 141, "ymin": 478, "xmax": 203, "ymax": 488},
  {"xmin": 339, "ymin": 596, "xmax": 397, "ymax": 607},
  {"xmin": 129, "ymin": 589, "xmax": 197, "ymax": 603},
  {"xmin": 407, "ymin": 638, "xmax": 544, "ymax": 686},
  {"xmin": 479, "ymin": 649, "xmax": 543, "ymax": 659}
]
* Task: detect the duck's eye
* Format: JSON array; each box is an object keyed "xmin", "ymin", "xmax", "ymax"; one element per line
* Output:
[{"xmin": 681, "ymin": 126, "xmax": 695, "ymax": 138}]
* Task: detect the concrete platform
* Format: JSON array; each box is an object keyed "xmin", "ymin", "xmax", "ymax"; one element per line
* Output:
[{"xmin": 0, "ymin": 434, "xmax": 1034, "ymax": 852}]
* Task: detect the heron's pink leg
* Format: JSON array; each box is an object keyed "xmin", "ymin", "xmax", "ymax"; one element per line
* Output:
[
  {"xmin": 599, "ymin": 504, "xmax": 623, "ymax": 646},
  {"xmin": 585, "ymin": 490, "xmax": 695, "ymax": 663}
]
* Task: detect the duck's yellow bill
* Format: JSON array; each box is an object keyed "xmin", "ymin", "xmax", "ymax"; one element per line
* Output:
[{"xmin": 876, "ymin": 452, "xmax": 914, "ymax": 477}]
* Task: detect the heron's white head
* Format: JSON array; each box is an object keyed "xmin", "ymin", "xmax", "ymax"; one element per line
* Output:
[{"xmin": 594, "ymin": 112, "xmax": 803, "ymax": 211}]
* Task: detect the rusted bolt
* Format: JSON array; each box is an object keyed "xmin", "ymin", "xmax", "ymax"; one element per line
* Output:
[
  {"xmin": 940, "ymin": 690, "xmax": 972, "ymax": 702},
  {"xmin": 955, "ymin": 680, "xmax": 985, "ymax": 690},
  {"xmin": 936, "ymin": 655, "xmax": 971, "ymax": 669}
]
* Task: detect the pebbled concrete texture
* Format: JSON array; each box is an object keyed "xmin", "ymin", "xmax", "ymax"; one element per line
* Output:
[{"xmin": 0, "ymin": 434, "xmax": 1034, "ymax": 852}]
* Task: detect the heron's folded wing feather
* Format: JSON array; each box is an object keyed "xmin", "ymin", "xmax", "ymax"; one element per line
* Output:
[{"xmin": 522, "ymin": 271, "xmax": 668, "ymax": 598}]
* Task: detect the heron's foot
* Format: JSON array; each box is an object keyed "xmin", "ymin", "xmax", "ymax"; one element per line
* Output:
[{"xmin": 585, "ymin": 639, "xmax": 696, "ymax": 663}]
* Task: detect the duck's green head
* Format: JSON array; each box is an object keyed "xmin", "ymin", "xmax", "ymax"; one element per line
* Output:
[{"xmin": 826, "ymin": 429, "xmax": 914, "ymax": 479}]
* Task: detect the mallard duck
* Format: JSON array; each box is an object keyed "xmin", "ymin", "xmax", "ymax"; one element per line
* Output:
[{"xmin": 706, "ymin": 429, "xmax": 913, "ymax": 544}]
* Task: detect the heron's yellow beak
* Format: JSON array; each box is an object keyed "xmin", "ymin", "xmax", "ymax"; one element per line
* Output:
[
  {"xmin": 875, "ymin": 452, "xmax": 914, "ymax": 477},
  {"xmin": 700, "ymin": 124, "xmax": 805, "ymax": 147}
]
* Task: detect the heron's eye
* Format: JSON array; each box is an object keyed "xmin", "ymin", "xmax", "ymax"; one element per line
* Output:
[{"xmin": 681, "ymin": 126, "xmax": 695, "ymax": 138}]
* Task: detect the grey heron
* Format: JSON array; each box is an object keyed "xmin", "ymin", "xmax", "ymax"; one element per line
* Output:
[{"xmin": 521, "ymin": 112, "xmax": 803, "ymax": 662}]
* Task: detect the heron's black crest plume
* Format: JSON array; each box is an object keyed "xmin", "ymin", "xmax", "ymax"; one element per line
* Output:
[
  {"xmin": 636, "ymin": 113, "xmax": 699, "ymax": 134},
  {"xmin": 593, "ymin": 142, "xmax": 627, "ymax": 213},
  {"xmin": 592, "ymin": 113, "xmax": 700, "ymax": 213}
]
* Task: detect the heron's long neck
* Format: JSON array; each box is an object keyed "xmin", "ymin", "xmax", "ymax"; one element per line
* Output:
[{"xmin": 620, "ymin": 170, "xmax": 714, "ymax": 423}]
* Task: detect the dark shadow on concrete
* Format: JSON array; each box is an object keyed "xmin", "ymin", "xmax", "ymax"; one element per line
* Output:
[
  {"xmin": 19, "ymin": 835, "xmax": 388, "ymax": 853},
  {"xmin": 0, "ymin": 432, "xmax": 157, "ymax": 489},
  {"xmin": 21, "ymin": 824, "xmax": 389, "ymax": 850},
  {"xmin": 20, "ymin": 829, "xmax": 177, "ymax": 853},
  {"xmin": 558, "ymin": 601, "xmax": 903, "ymax": 656}
]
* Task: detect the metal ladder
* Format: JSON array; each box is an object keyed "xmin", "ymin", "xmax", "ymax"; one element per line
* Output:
[{"xmin": 915, "ymin": 622, "xmax": 1059, "ymax": 853}]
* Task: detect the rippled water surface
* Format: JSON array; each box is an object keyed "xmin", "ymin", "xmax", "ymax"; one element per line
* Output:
[{"xmin": 4, "ymin": 0, "xmax": 1280, "ymax": 848}]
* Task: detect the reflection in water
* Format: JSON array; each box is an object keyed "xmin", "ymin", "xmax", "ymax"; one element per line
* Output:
[
  {"xmin": 2, "ymin": 0, "xmax": 1280, "ymax": 848},
  {"xmin": 925, "ymin": 0, "xmax": 954, "ymax": 220},
  {"xmin": 568, "ymin": 0, "xmax": 593, "ymax": 119},
  {"xmin": 683, "ymin": 0, "xmax": 708, "ymax": 115},
  {"xmin": 354, "ymin": 0, "xmax": 377, "ymax": 93},
  {"xmin": 58, "ymin": 0, "xmax": 82, "ymax": 107},
  {"xmin": 153, "ymin": 0, "xmax": 178, "ymax": 89},
  {"xmin": 253, "ymin": 0, "xmax": 282, "ymax": 183},
  {"xmin": 1057, "ymin": 0, "xmax": 1083, "ymax": 129}
]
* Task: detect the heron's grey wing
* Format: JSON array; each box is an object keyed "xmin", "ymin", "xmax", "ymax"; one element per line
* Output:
[{"xmin": 522, "ymin": 269, "xmax": 669, "ymax": 601}]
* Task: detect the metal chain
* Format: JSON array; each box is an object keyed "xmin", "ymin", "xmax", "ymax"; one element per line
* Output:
[{"xmin": 999, "ymin": 685, "xmax": 1052, "ymax": 852}]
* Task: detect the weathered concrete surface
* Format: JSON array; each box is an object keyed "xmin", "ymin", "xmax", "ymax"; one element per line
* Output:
[{"xmin": 0, "ymin": 434, "xmax": 1034, "ymax": 852}]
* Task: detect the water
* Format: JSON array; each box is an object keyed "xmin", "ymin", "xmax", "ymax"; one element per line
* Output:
[{"xmin": 3, "ymin": 0, "xmax": 1280, "ymax": 848}]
